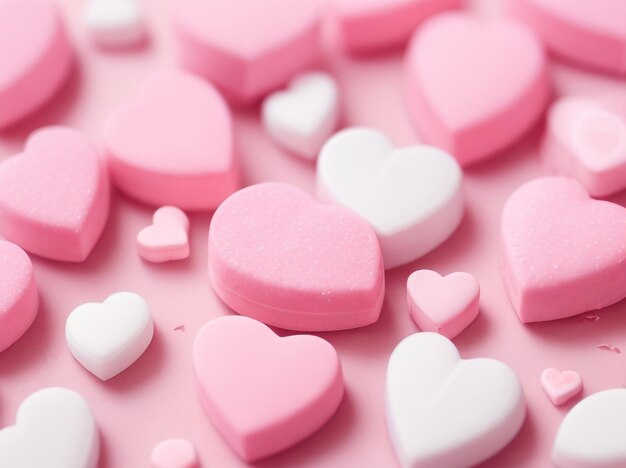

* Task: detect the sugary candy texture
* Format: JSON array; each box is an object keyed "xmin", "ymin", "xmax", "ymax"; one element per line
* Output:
[{"xmin": 208, "ymin": 182, "xmax": 385, "ymax": 331}]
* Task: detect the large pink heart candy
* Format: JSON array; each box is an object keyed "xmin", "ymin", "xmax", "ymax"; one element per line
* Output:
[
  {"xmin": 501, "ymin": 176, "xmax": 626, "ymax": 323},
  {"xmin": 0, "ymin": 241, "xmax": 39, "ymax": 352},
  {"xmin": 0, "ymin": 0, "xmax": 73, "ymax": 129},
  {"xmin": 193, "ymin": 316, "xmax": 344, "ymax": 461},
  {"xmin": 0, "ymin": 126, "xmax": 110, "ymax": 262},
  {"xmin": 513, "ymin": 0, "xmax": 626, "ymax": 75},
  {"xmin": 405, "ymin": 12, "xmax": 549, "ymax": 165},
  {"xmin": 208, "ymin": 182, "xmax": 385, "ymax": 331},
  {"xmin": 103, "ymin": 70, "xmax": 238, "ymax": 211},
  {"xmin": 172, "ymin": 0, "xmax": 322, "ymax": 103}
]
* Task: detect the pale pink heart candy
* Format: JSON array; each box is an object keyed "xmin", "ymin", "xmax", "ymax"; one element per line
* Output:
[
  {"xmin": 332, "ymin": 0, "xmax": 464, "ymax": 54},
  {"xmin": 150, "ymin": 439, "xmax": 198, "ymax": 468},
  {"xmin": 208, "ymin": 182, "xmax": 385, "ymax": 331},
  {"xmin": 543, "ymin": 96, "xmax": 626, "ymax": 197},
  {"xmin": 407, "ymin": 269, "xmax": 479, "ymax": 339},
  {"xmin": 501, "ymin": 176, "xmax": 626, "ymax": 323},
  {"xmin": 103, "ymin": 70, "xmax": 238, "ymax": 210},
  {"xmin": 541, "ymin": 368, "xmax": 583, "ymax": 406},
  {"xmin": 137, "ymin": 206, "xmax": 190, "ymax": 263},
  {"xmin": 405, "ymin": 12, "xmax": 549, "ymax": 165},
  {"xmin": 0, "ymin": 0, "xmax": 73, "ymax": 129},
  {"xmin": 0, "ymin": 241, "xmax": 39, "ymax": 352},
  {"xmin": 193, "ymin": 315, "xmax": 344, "ymax": 462},
  {"xmin": 0, "ymin": 126, "xmax": 110, "ymax": 262},
  {"xmin": 172, "ymin": 0, "xmax": 322, "ymax": 104},
  {"xmin": 513, "ymin": 0, "xmax": 626, "ymax": 75}
]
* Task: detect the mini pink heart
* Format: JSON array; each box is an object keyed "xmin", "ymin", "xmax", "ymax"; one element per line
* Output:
[
  {"xmin": 137, "ymin": 206, "xmax": 190, "ymax": 263},
  {"xmin": 501, "ymin": 176, "xmax": 626, "ymax": 323},
  {"xmin": 103, "ymin": 70, "xmax": 238, "ymax": 210},
  {"xmin": 0, "ymin": 126, "xmax": 110, "ymax": 262},
  {"xmin": 0, "ymin": 241, "xmax": 39, "ymax": 352},
  {"xmin": 208, "ymin": 182, "xmax": 385, "ymax": 331},
  {"xmin": 541, "ymin": 368, "xmax": 583, "ymax": 406},
  {"xmin": 150, "ymin": 439, "xmax": 198, "ymax": 468},
  {"xmin": 543, "ymin": 96, "xmax": 626, "ymax": 197},
  {"xmin": 0, "ymin": 0, "xmax": 73, "ymax": 128},
  {"xmin": 405, "ymin": 12, "xmax": 549, "ymax": 165},
  {"xmin": 407, "ymin": 270, "xmax": 480, "ymax": 339},
  {"xmin": 193, "ymin": 315, "xmax": 344, "ymax": 462}
]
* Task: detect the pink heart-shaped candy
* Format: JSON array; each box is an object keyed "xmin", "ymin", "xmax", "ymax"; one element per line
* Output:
[
  {"xmin": 137, "ymin": 206, "xmax": 190, "ymax": 263},
  {"xmin": 0, "ymin": 0, "xmax": 73, "ymax": 128},
  {"xmin": 405, "ymin": 12, "xmax": 549, "ymax": 165},
  {"xmin": 541, "ymin": 368, "xmax": 583, "ymax": 406},
  {"xmin": 193, "ymin": 316, "xmax": 344, "ymax": 462},
  {"xmin": 501, "ymin": 176, "xmax": 626, "ymax": 323},
  {"xmin": 208, "ymin": 182, "xmax": 385, "ymax": 331},
  {"xmin": 0, "ymin": 241, "xmax": 39, "ymax": 352},
  {"xmin": 150, "ymin": 439, "xmax": 198, "ymax": 468},
  {"xmin": 407, "ymin": 270, "xmax": 480, "ymax": 339},
  {"xmin": 103, "ymin": 70, "xmax": 238, "ymax": 210},
  {"xmin": 0, "ymin": 126, "xmax": 110, "ymax": 262}
]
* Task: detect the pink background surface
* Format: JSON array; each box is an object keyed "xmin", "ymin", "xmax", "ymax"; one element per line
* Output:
[{"xmin": 1, "ymin": 0, "xmax": 626, "ymax": 467}]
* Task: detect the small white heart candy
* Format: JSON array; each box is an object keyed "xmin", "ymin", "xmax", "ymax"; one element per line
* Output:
[
  {"xmin": 553, "ymin": 389, "xmax": 626, "ymax": 467},
  {"xmin": 0, "ymin": 387, "xmax": 99, "ymax": 468},
  {"xmin": 386, "ymin": 332, "xmax": 525, "ymax": 468},
  {"xmin": 262, "ymin": 71, "xmax": 339, "ymax": 160},
  {"xmin": 317, "ymin": 127, "xmax": 464, "ymax": 268},
  {"xmin": 83, "ymin": 0, "xmax": 145, "ymax": 48},
  {"xmin": 66, "ymin": 291, "xmax": 154, "ymax": 380}
]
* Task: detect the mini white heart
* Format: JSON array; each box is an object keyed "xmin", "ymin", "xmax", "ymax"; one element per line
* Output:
[
  {"xmin": 386, "ymin": 332, "xmax": 526, "ymax": 468},
  {"xmin": 262, "ymin": 71, "xmax": 339, "ymax": 160},
  {"xmin": 552, "ymin": 389, "xmax": 626, "ymax": 467},
  {"xmin": 0, "ymin": 387, "xmax": 99, "ymax": 468},
  {"xmin": 66, "ymin": 291, "xmax": 154, "ymax": 381},
  {"xmin": 82, "ymin": 0, "xmax": 145, "ymax": 47},
  {"xmin": 317, "ymin": 127, "xmax": 463, "ymax": 269}
]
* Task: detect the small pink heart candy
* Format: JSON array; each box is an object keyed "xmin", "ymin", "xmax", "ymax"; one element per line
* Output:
[
  {"xmin": 0, "ymin": 126, "xmax": 110, "ymax": 262},
  {"xmin": 0, "ymin": 241, "xmax": 39, "ymax": 352},
  {"xmin": 405, "ymin": 12, "xmax": 549, "ymax": 165},
  {"xmin": 193, "ymin": 315, "xmax": 344, "ymax": 462},
  {"xmin": 208, "ymin": 182, "xmax": 385, "ymax": 331},
  {"xmin": 407, "ymin": 269, "xmax": 480, "ymax": 339},
  {"xmin": 541, "ymin": 368, "xmax": 583, "ymax": 406},
  {"xmin": 103, "ymin": 70, "xmax": 238, "ymax": 210},
  {"xmin": 0, "ymin": 0, "xmax": 73, "ymax": 128},
  {"xmin": 501, "ymin": 176, "xmax": 626, "ymax": 323},
  {"xmin": 137, "ymin": 206, "xmax": 190, "ymax": 263},
  {"xmin": 150, "ymin": 439, "xmax": 198, "ymax": 468}
]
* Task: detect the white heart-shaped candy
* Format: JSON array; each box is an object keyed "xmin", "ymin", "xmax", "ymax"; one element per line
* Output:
[
  {"xmin": 0, "ymin": 387, "xmax": 99, "ymax": 468},
  {"xmin": 83, "ymin": 0, "xmax": 145, "ymax": 47},
  {"xmin": 317, "ymin": 128, "xmax": 463, "ymax": 268},
  {"xmin": 386, "ymin": 332, "xmax": 525, "ymax": 468},
  {"xmin": 262, "ymin": 71, "xmax": 339, "ymax": 160},
  {"xmin": 553, "ymin": 389, "xmax": 626, "ymax": 467},
  {"xmin": 66, "ymin": 291, "xmax": 154, "ymax": 380}
]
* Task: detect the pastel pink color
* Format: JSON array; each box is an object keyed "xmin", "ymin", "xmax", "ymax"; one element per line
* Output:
[
  {"xmin": 541, "ymin": 368, "xmax": 582, "ymax": 406},
  {"xmin": 543, "ymin": 96, "xmax": 626, "ymax": 197},
  {"xmin": 0, "ymin": 0, "xmax": 73, "ymax": 129},
  {"xmin": 137, "ymin": 206, "xmax": 190, "ymax": 263},
  {"xmin": 405, "ymin": 12, "xmax": 549, "ymax": 165},
  {"xmin": 407, "ymin": 269, "xmax": 480, "ymax": 339},
  {"xmin": 193, "ymin": 316, "xmax": 344, "ymax": 462},
  {"xmin": 208, "ymin": 183, "xmax": 385, "ymax": 331},
  {"xmin": 172, "ymin": 0, "xmax": 322, "ymax": 104},
  {"xmin": 501, "ymin": 176, "xmax": 626, "ymax": 323},
  {"xmin": 513, "ymin": 0, "xmax": 626, "ymax": 76},
  {"xmin": 332, "ymin": 0, "xmax": 464, "ymax": 54},
  {"xmin": 0, "ymin": 241, "xmax": 39, "ymax": 352},
  {"xmin": 150, "ymin": 439, "xmax": 198, "ymax": 468},
  {"xmin": 0, "ymin": 126, "xmax": 110, "ymax": 262},
  {"xmin": 103, "ymin": 70, "xmax": 238, "ymax": 211}
]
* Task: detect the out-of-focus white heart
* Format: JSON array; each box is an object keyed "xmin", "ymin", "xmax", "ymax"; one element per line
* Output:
[{"xmin": 83, "ymin": 0, "xmax": 145, "ymax": 47}]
